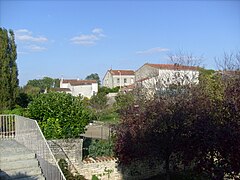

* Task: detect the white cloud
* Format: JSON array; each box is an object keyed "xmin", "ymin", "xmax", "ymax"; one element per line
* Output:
[
  {"xmin": 17, "ymin": 51, "xmax": 29, "ymax": 55},
  {"xmin": 15, "ymin": 29, "xmax": 48, "ymax": 42},
  {"xmin": 136, "ymin": 47, "xmax": 169, "ymax": 55},
  {"xmin": 92, "ymin": 28, "xmax": 105, "ymax": 37},
  {"xmin": 26, "ymin": 45, "xmax": 46, "ymax": 52},
  {"xmin": 14, "ymin": 29, "xmax": 48, "ymax": 54},
  {"xmin": 71, "ymin": 28, "xmax": 105, "ymax": 46},
  {"xmin": 15, "ymin": 29, "xmax": 30, "ymax": 34}
]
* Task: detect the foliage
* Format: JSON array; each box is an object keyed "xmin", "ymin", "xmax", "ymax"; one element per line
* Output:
[
  {"xmin": 27, "ymin": 92, "xmax": 91, "ymax": 139},
  {"xmin": 58, "ymin": 159, "xmax": 86, "ymax": 180},
  {"xmin": 85, "ymin": 73, "xmax": 101, "ymax": 85},
  {"xmin": 22, "ymin": 85, "xmax": 41, "ymax": 97},
  {"xmin": 40, "ymin": 118, "xmax": 62, "ymax": 139},
  {"xmin": 16, "ymin": 92, "xmax": 31, "ymax": 108},
  {"xmin": 98, "ymin": 86, "xmax": 120, "ymax": 94},
  {"xmin": 88, "ymin": 139, "xmax": 114, "ymax": 157},
  {"xmin": 0, "ymin": 28, "xmax": 19, "ymax": 111},
  {"xmin": 91, "ymin": 175, "xmax": 99, "ymax": 180},
  {"xmin": 90, "ymin": 92, "xmax": 107, "ymax": 111},
  {"xmin": 115, "ymin": 90, "xmax": 191, "ymax": 178},
  {"xmin": 2, "ymin": 106, "xmax": 27, "ymax": 116},
  {"xmin": 92, "ymin": 167, "xmax": 114, "ymax": 180},
  {"xmin": 115, "ymin": 58, "xmax": 240, "ymax": 179},
  {"xmin": 114, "ymin": 92, "xmax": 135, "ymax": 112},
  {"xmin": 98, "ymin": 109, "xmax": 119, "ymax": 124},
  {"xmin": 26, "ymin": 77, "xmax": 60, "ymax": 90}
]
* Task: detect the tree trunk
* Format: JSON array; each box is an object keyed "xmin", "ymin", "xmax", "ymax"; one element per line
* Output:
[{"xmin": 166, "ymin": 155, "xmax": 170, "ymax": 180}]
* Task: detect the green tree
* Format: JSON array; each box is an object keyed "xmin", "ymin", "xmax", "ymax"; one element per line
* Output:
[
  {"xmin": 0, "ymin": 28, "xmax": 19, "ymax": 111},
  {"xmin": 26, "ymin": 77, "xmax": 60, "ymax": 90},
  {"xmin": 85, "ymin": 73, "xmax": 101, "ymax": 85},
  {"xmin": 98, "ymin": 86, "xmax": 120, "ymax": 94},
  {"xmin": 89, "ymin": 92, "xmax": 108, "ymax": 121},
  {"xmin": 27, "ymin": 92, "xmax": 91, "ymax": 139},
  {"xmin": 114, "ymin": 92, "xmax": 134, "ymax": 112}
]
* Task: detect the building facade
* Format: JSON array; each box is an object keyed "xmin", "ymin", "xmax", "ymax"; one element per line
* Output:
[
  {"xmin": 103, "ymin": 69, "xmax": 135, "ymax": 88},
  {"xmin": 135, "ymin": 63, "xmax": 199, "ymax": 96},
  {"xmin": 59, "ymin": 79, "xmax": 98, "ymax": 98}
]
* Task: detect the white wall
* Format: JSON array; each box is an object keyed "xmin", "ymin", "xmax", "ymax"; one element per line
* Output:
[
  {"xmin": 112, "ymin": 75, "xmax": 135, "ymax": 88},
  {"xmin": 103, "ymin": 72, "xmax": 135, "ymax": 88},
  {"xmin": 139, "ymin": 69, "xmax": 199, "ymax": 96},
  {"xmin": 71, "ymin": 83, "xmax": 98, "ymax": 98},
  {"xmin": 103, "ymin": 71, "xmax": 114, "ymax": 88},
  {"xmin": 60, "ymin": 80, "xmax": 98, "ymax": 99},
  {"xmin": 135, "ymin": 65, "xmax": 158, "ymax": 81}
]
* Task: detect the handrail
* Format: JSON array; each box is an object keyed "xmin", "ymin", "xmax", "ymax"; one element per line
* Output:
[{"xmin": 0, "ymin": 115, "xmax": 66, "ymax": 180}]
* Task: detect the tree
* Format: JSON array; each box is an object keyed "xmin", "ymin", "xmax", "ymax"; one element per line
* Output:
[
  {"xmin": 26, "ymin": 77, "xmax": 60, "ymax": 90},
  {"xmin": 85, "ymin": 73, "xmax": 100, "ymax": 85},
  {"xmin": 115, "ymin": 89, "xmax": 192, "ymax": 179},
  {"xmin": 115, "ymin": 52, "xmax": 240, "ymax": 179},
  {"xmin": 27, "ymin": 92, "xmax": 91, "ymax": 139},
  {"xmin": 0, "ymin": 28, "xmax": 19, "ymax": 110}
]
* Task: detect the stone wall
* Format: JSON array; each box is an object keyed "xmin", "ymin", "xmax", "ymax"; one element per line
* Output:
[
  {"xmin": 78, "ymin": 158, "xmax": 122, "ymax": 180},
  {"xmin": 47, "ymin": 139, "xmax": 83, "ymax": 169},
  {"xmin": 48, "ymin": 139, "xmax": 164, "ymax": 180}
]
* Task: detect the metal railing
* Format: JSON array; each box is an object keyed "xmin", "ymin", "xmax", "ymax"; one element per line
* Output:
[
  {"xmin": 0, "ymin": 115, "xmax": 66, "ymax": 180},
  {"xmin": 0, "ymin": 115, "xmax": 15, "ymax": 138}
]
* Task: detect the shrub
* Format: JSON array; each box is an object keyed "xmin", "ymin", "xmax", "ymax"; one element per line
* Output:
[
  {"xmin": 88, "ymin": 139, "xmax": 114, "ymax": 158},
  {"xmin": 27, "ymin": 92, "xmax": 91, "ymax": 139}
]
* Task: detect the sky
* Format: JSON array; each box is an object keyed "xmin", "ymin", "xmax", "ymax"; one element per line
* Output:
[{"xmin": 0, "ymin": 0, "xmax": 240, "ymax": 86}]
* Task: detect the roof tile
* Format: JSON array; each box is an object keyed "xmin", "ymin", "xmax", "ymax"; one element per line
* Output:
[
  {"xmin": 109, "ymin": 70, "xmax": 135, "ymax": 75},
  {"xmin": 146, "ymin": 63, "xmax": 199, "ymax": 71},
  {"xmin": 62, "ymin": 79, "xmax": 97, "ymax": 86}
]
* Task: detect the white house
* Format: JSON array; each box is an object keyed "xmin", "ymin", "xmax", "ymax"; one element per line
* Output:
[
  {"xmin": 135, "ymin": 63, "xmax": 199, "ymax": 95},
  {"xmin": 103, "ymin": 69, "xmax": 135, "ymax": 88},
  {"xmin": 58, "ymin": 79, "xmax": 98, "ymax": 98}
]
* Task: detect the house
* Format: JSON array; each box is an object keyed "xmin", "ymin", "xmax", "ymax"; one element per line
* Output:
[
  {"xmin": 136, "ymin": 63, "xmax": 199, "ymax": 81},
  {"xmin": 57, "ymin": 78, "xmax": 98, "ymax": 98},
  {"xmin": 103, "ymin": 69, "xmax": 135, "ymax": 88},
  {"xmin": 135, "ymin": 63, "xmax": 200, "ymax": 95}
]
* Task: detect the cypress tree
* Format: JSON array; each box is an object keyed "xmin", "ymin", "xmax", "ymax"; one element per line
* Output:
[
  {"xmin": 0, "ymin": 28, "xmax": 19, "ymax": 111},
  {"xmin": 9, "ymin": 30, "xmax": 19, "ymax": 108}
]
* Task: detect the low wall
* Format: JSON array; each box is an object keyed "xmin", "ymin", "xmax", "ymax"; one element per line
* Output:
[
  {"xmin": 47, "ymin": 139, "xmax": 83, "ymax": 169},
  {"xmin": 48, "ymin": 139, "xmax": 164, "ymax": 180},
  {"xmin": 78, "ymin": 157, "xmax": 122, "ymax": 180}
]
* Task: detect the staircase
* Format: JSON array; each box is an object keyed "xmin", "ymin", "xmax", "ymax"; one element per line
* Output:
[{"xmin": 0, "ymin": 139, "xmax": 45, "ymax": 180}]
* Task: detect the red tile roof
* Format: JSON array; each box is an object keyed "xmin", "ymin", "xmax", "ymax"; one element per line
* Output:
[
  {"xmin": 109, "ymin": 70, "xmax": 135, "ymax": 76},
  {"xmin": 62, "ymin": 79, "xmax": 97, "ymax": 86},
  {"xmin": 146, "ymin": 63, "xmax": 199, "ymax": 71}
]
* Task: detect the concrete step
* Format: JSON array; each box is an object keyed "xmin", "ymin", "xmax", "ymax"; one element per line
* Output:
[
  {"xmin": 0, "ymin": 140, "xmax": 31, "ymax": 153},
  {"xmin": 0, "ymin": 158, "xmax": 39, "ymax": 171},
  {"xmin": 0, "ymin": 167, "xmax": 42, "ymax": 179},
  {"xmin": 0, "ymin": 140, "xmax": 45, "ymax": 180},
  {"xmin": 13, "ymin": 174, "xmax": 45, "ymax": 180},
  {"xmin": 0, "ymin": 151, "xmax": 36, "ymax": 162},
  {"xmin": 0, "ymin": 175, "xmax": 46, "ymax": 180}
]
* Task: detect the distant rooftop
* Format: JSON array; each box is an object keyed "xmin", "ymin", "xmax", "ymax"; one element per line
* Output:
[
  {"xmin": 62, "ymin": 79, "xmax": 97, "ymax": 86},
  {"xmin": 109, "ymin": 70, "xmax": 135, "ymax": 76},
  {"xmin": 146, "ymin": 63, "xmax": 199, "ymax": 71}
]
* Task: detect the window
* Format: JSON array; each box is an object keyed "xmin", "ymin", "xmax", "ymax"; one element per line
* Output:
[
  {"xmin": 117, "ymin": 78, "xmax": 120, "ymax": 83},
  {"xmin": 131, "ymin": 78, "xmax": 134, "ymax": 84},
  {"xmin": 124, "ymin": 78, "xmax": 127, "ymax": 83}
]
